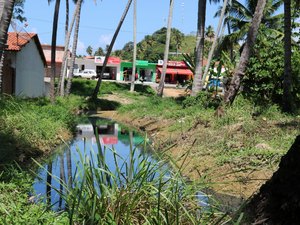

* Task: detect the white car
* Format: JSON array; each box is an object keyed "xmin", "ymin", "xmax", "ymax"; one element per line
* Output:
[{"xmin": 74, "ymin": 69, "xmax": 97, "ymax": 79}]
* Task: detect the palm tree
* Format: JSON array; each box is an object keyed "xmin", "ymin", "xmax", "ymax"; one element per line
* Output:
[
  {"xmin": 216, "ymin": 0, "xmax": 283, "ymax": 52},
  {"xmin": 49, "ymin": 0, "xmax": 61, "ymax": 103},
  {"xmin": 57, "ymin": 0, "xmax": 70, "ymax": 95},
  {"xmin": 92, "ymin": 0, "xmax": 133, "ymax": 99},
  {"xmin": 282, "ymin": 0, "xmax": 293, "ymax": 112},
  {"xmin": 130, "ymin": 0, "xmax": 137, "ymax": 92},
  {"xmin": 0, "ymin": 0, "xmax": 15, "ymax": 94},
  {"xmin": 191, "ymin": 0, "xmax": 207, "ymax": 96},
  {"xmin": 224, "ymin": 0, "xmax": 267, "ymax": 104},
  {"xmin": 65, "ymin": 0, "xmax": 83, "ymax": 96},
  {"xmin": 156, "ymin": 0, "xmax": 174, "ymax": 97},
  {"xmin": 205, "ymin": 25, "xmax": 215, "ymax": 40},
  {"xmin": 59, "ymin": 0, "xmax": 80, "ymax": 96},
  {"xmin": 202, "ymin": 0, "xmax": 228, "ymax": 85}
]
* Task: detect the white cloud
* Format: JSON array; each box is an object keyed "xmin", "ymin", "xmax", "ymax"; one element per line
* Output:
[
  {"xmin": 98, "ymin": 34, "xmax": 112, "ymax": 46},
  {"xmin": 69, "ymin": 38, "xmax": 86, "ymax": 55},
  {"xmin": 77, "ymin": 39, "xmax": 86, "ymax": 55},
  {"xmin": 29, "ymin": 27, "xmax": 38, "ymax": 34}
]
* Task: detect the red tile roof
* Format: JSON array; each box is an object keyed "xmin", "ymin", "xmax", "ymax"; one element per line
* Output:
[
  {"xmin": 6, "ymin": 32, "xmax": 46, "ymax": 66},
  {"xmin": 6, "ymin": 32, "xmax": 36, "ymax": 51}
]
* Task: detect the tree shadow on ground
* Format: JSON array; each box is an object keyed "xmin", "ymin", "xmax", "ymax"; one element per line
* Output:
[
  {"xmin": 0, "ymin": 132, "xmax": 42, "ymax": 169},
  {"xmin": 70, "ymin": 79, "xmax": 155, "ymax": 97},
  {"xmin": 275, "ymin": 120, "xmax": 300, "ymax": 130},
  {"xmin": 87, "ymin": 98, "xmax": 121, "ymax": 111}
]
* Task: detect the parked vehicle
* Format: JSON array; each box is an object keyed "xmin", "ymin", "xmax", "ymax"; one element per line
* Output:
[{"xmin": 74, "ymin": 69, "xmax": 97, "ymax": 79}]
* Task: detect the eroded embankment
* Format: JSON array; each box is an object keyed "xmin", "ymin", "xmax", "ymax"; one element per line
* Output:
[{"xmin": 95, "ymin": 109, "xmax": 276, "ymax": 210}]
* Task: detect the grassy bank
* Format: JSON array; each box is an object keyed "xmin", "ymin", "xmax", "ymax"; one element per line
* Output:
[
  {"xmin": 0, "ymin": 95, "xmax": 86, "ymax": 165},
  {"xmin": 0, "ymin": 94, "xmax": 85, "ymax": 224},
  {"xmin": 0, "ymin": 166, "xmax": 69, "ymax": 224},
  {"xmin": 87, "ymin": 81, "xmax": 300, "ymax": 201},
  {"xmin": 1, "ymin": 79, "xmax": 299, "ymax": 223}
]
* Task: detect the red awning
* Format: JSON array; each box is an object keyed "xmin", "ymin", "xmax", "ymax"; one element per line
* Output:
[
  {"xmin": 100, "ymin": 136, "xmax": 118, "ymax": 145},
  {"xmin": 157, "ymin": 67, "xmax": 193, "ymax": 76}
]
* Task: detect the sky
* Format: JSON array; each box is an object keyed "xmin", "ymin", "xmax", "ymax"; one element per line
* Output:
[{"xmin": 20, "ymin": 0, "xmax": 222, "ymax": 55}]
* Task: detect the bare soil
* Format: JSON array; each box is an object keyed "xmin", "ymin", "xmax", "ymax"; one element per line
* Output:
[{"xmin": 96, "ymin": 89, "xmax": 283, "ymax": 211}]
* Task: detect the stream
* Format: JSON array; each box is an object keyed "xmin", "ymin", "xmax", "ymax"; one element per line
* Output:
[{"xmin": 33, "ymin": 117, "xmax": 209, "ymax": 210}]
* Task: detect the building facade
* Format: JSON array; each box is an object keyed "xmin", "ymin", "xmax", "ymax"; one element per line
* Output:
[
  {"xmin": 120, "ymin": 60, "xmax": 157, "ymax": 82},
  {"xmin": 3, "ymin": 32, "xmax": 46, "ymax": 97},
  {"xmin": 73, "ymin": 56, "xmax": 121, "ymax": 80}
]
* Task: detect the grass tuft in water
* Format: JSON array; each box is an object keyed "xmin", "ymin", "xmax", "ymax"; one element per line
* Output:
[{"xmin": 36, "ymin": 135, "xmax": 231, "ymax": 224}]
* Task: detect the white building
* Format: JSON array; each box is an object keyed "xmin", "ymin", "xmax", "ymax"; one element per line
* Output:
[
  {"xmin": 73, "ymin": 56, "xmax": 121, "ymax": 80},
  {"xmin": 3, "ymin": 32, "xmax": 46, "ymax": 97}
]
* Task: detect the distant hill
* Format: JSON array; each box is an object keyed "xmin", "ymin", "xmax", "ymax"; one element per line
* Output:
[{"xmin": 112, "ymin": 28, "xmax": 212, "ymax": 62}]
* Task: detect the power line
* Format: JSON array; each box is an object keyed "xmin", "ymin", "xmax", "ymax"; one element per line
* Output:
[{"xmin": 27, "ymin": 17, "xmax": 151, "ymax": 35}]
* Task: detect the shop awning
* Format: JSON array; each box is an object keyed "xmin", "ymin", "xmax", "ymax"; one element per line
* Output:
[{"xmin": 157, "ymin": 67, "xmax": 193, "ymax": 76}]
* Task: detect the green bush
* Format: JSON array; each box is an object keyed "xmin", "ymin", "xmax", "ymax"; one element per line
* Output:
[{"xmin": 0, "ymin": 166, "xmax": 68, "ymax": 225}]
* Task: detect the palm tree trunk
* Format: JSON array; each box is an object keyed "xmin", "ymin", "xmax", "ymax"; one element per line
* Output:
[
  {"xmin": 57, "ymin": 0, "xmax": 70, "ymax": 96},
  {"xmin": 66, "ymin": 147, "xmax": 72, "ymax": 189},
  {"xmin": 157, "ymin": 0, "xmax": 174, "ymax": 97},
  {"xmin": 65, "ymin": 0, "xmax": 83, "ymax": 96},
  {"xmin": 92, "ymin": 0, "xmax": 133, "ymax": 99},
  {"xmin": 0, "ymin": 0, "xmax": 15, "ymax": 94},
  {"xmin": 282, "ymin": 0, "xmax": 293, "ymax": 112},
  {"xmin": 130, "ymin": 0, "xmax": 137, "ymax": 92},
  {"xmin": 223, "ymin": 0, "xmax": 267, "ymax": 104},
  {"xmin": 191, "ymin": 0, "xmax": 206, "ymax": 96},
  {"xmin": 50, "ymin": 0, "xmax": 61, "ymax": 103},
  {"xmin": 202, "ymin": 0, "xmax": 228, "ymax": 84},
  {"xmin": 58, "ymin": 155, "xmax": 66, "ymax": 210},
  {"xmin": 58, "ymin": 0, "xmax": 80, "ymax": 96},
  {"xmin": 46, "ymin": 162, "xmax": 53, "ymax": 206}
]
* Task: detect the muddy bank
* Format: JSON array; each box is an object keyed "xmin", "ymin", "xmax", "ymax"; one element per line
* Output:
[{"xmin": 94, "ymin": 110, "xmax": 275, "ymax": 211}]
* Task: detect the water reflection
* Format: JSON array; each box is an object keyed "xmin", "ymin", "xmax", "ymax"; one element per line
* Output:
[{"xmin": 33, "ymin": 117, "xmax": 151, "ymax": 209}]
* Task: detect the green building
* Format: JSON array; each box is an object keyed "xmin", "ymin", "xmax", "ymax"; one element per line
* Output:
[{"xmin": 120, "ymin": 60, "xmax": 157, "ymax": 82}]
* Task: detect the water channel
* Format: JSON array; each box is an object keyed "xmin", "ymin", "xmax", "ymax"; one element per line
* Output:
[{"xmin": 33, "ymin": 117, "xmax": 209, "ymax": 210}]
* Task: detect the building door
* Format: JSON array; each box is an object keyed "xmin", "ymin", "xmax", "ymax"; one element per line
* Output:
[{"xmin": 2, "ymin": 65, "xmax": 15, "ymax": 94}]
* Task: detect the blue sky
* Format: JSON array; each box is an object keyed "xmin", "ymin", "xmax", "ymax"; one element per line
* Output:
[{"xmin": 21, "ymin": 0, "xmax": 221, "ymax": 55}]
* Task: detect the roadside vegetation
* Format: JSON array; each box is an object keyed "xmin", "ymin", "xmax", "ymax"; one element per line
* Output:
[
  {"xmin": 0, "ymin": 95, "xmax": 87, "ymax": 165},
  {"xmin": 0, "ymin": 79, "xmax": 299, "ymax": 223}
]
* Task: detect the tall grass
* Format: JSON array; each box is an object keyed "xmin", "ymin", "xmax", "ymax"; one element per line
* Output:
[
  {"xmin": 0, "ymin": 95, "xmax": 86, "ymax": 163},
  {"xmin": 36, "ymin": 135, "xmax": 231, "ymax": 224}
]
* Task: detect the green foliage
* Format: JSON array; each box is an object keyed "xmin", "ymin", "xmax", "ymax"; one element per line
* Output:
[
  {"xmin": 0, "ymin": 95, "xmax": 85, "ymax": 163},
  {"xmin": 36, "ymin": 141, "xmax": 229, "ymax": 224},
  {"xmin": 70, "ymin": 79, "xmax": 156, "ymax": 97},
  {"xmin": 243, "ymin": 29, "xmax": 300, "ymax": 108},
  {"xmin": 115, "ymin": 28, "xmax": 185, "ymax": 61},
  {"xmin": 243, "ymin": 30, "xmax": 284, "ymax": 104},
  {"xmin": 86, "ymin": 45, "xmax": 93, "ymax": 56},
  {"xmin": 0, "ymin": 166, "xmax": 68, "ymax": 224},
  {"xmin": 13, "ymin": 0, "xmax": 26, "ymax": 22}
]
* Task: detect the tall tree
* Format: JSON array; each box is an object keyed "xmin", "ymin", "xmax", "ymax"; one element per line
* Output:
[
  {"xmin": 223, "ymin": 0, "xmax": 267, "ymax": 104},
  {"xmin": 58, "ymin": 0, "xmax": 80, "ymax": 96},
  {"xmin": 282, "ymin": 0, "xmax": 293, "ymax": 112},
  {"xmin": 191, "ymin": 0, "xmax": 207, "ymax": 96},
  {"xmin": 202, "ymin": 0, "xmax": 228, "ymax": 85},
  {"xmin": 57, "ymin": 0, "xmax": 70, "ymax": 96},
  {"xmin": 92, "ymin": 0, "xmax": 133, "ymax": 99},
  {"xmin": 65, "ymin": 0, "xmax": 83, "ymax": 96},
  {"xmin": 216, "ymin": 0, "xmax": 283, "ymax": 52},
  {"xmin": 49, "ymin": 0, "xmax": 61, "ymax": 103},
  {"xmin": 130, "ymin": 0, "xmax": 137, "ymax": 92},
  {"xmin": 86, "ymin": 45, "xmax": 93, "ymax": 56},
  {"xmin": 156, "ymin": 0, "xmax": 174, "ymax": 97},
  {"xmin": 0, "ymin": 0, "xmax": 15, "ymax": 94},
  {"xmin": 205, "ymin": 25, "xmax": 215, "ymax": 40},
  {"xmin": 94, "ymin": 46, "xmax": 104, "ymax": 56}
]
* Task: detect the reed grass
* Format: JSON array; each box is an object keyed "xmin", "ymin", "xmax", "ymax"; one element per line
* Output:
[{"xmin": 35, "ymin": 134, "xmax": 231, "ymax": 224}]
